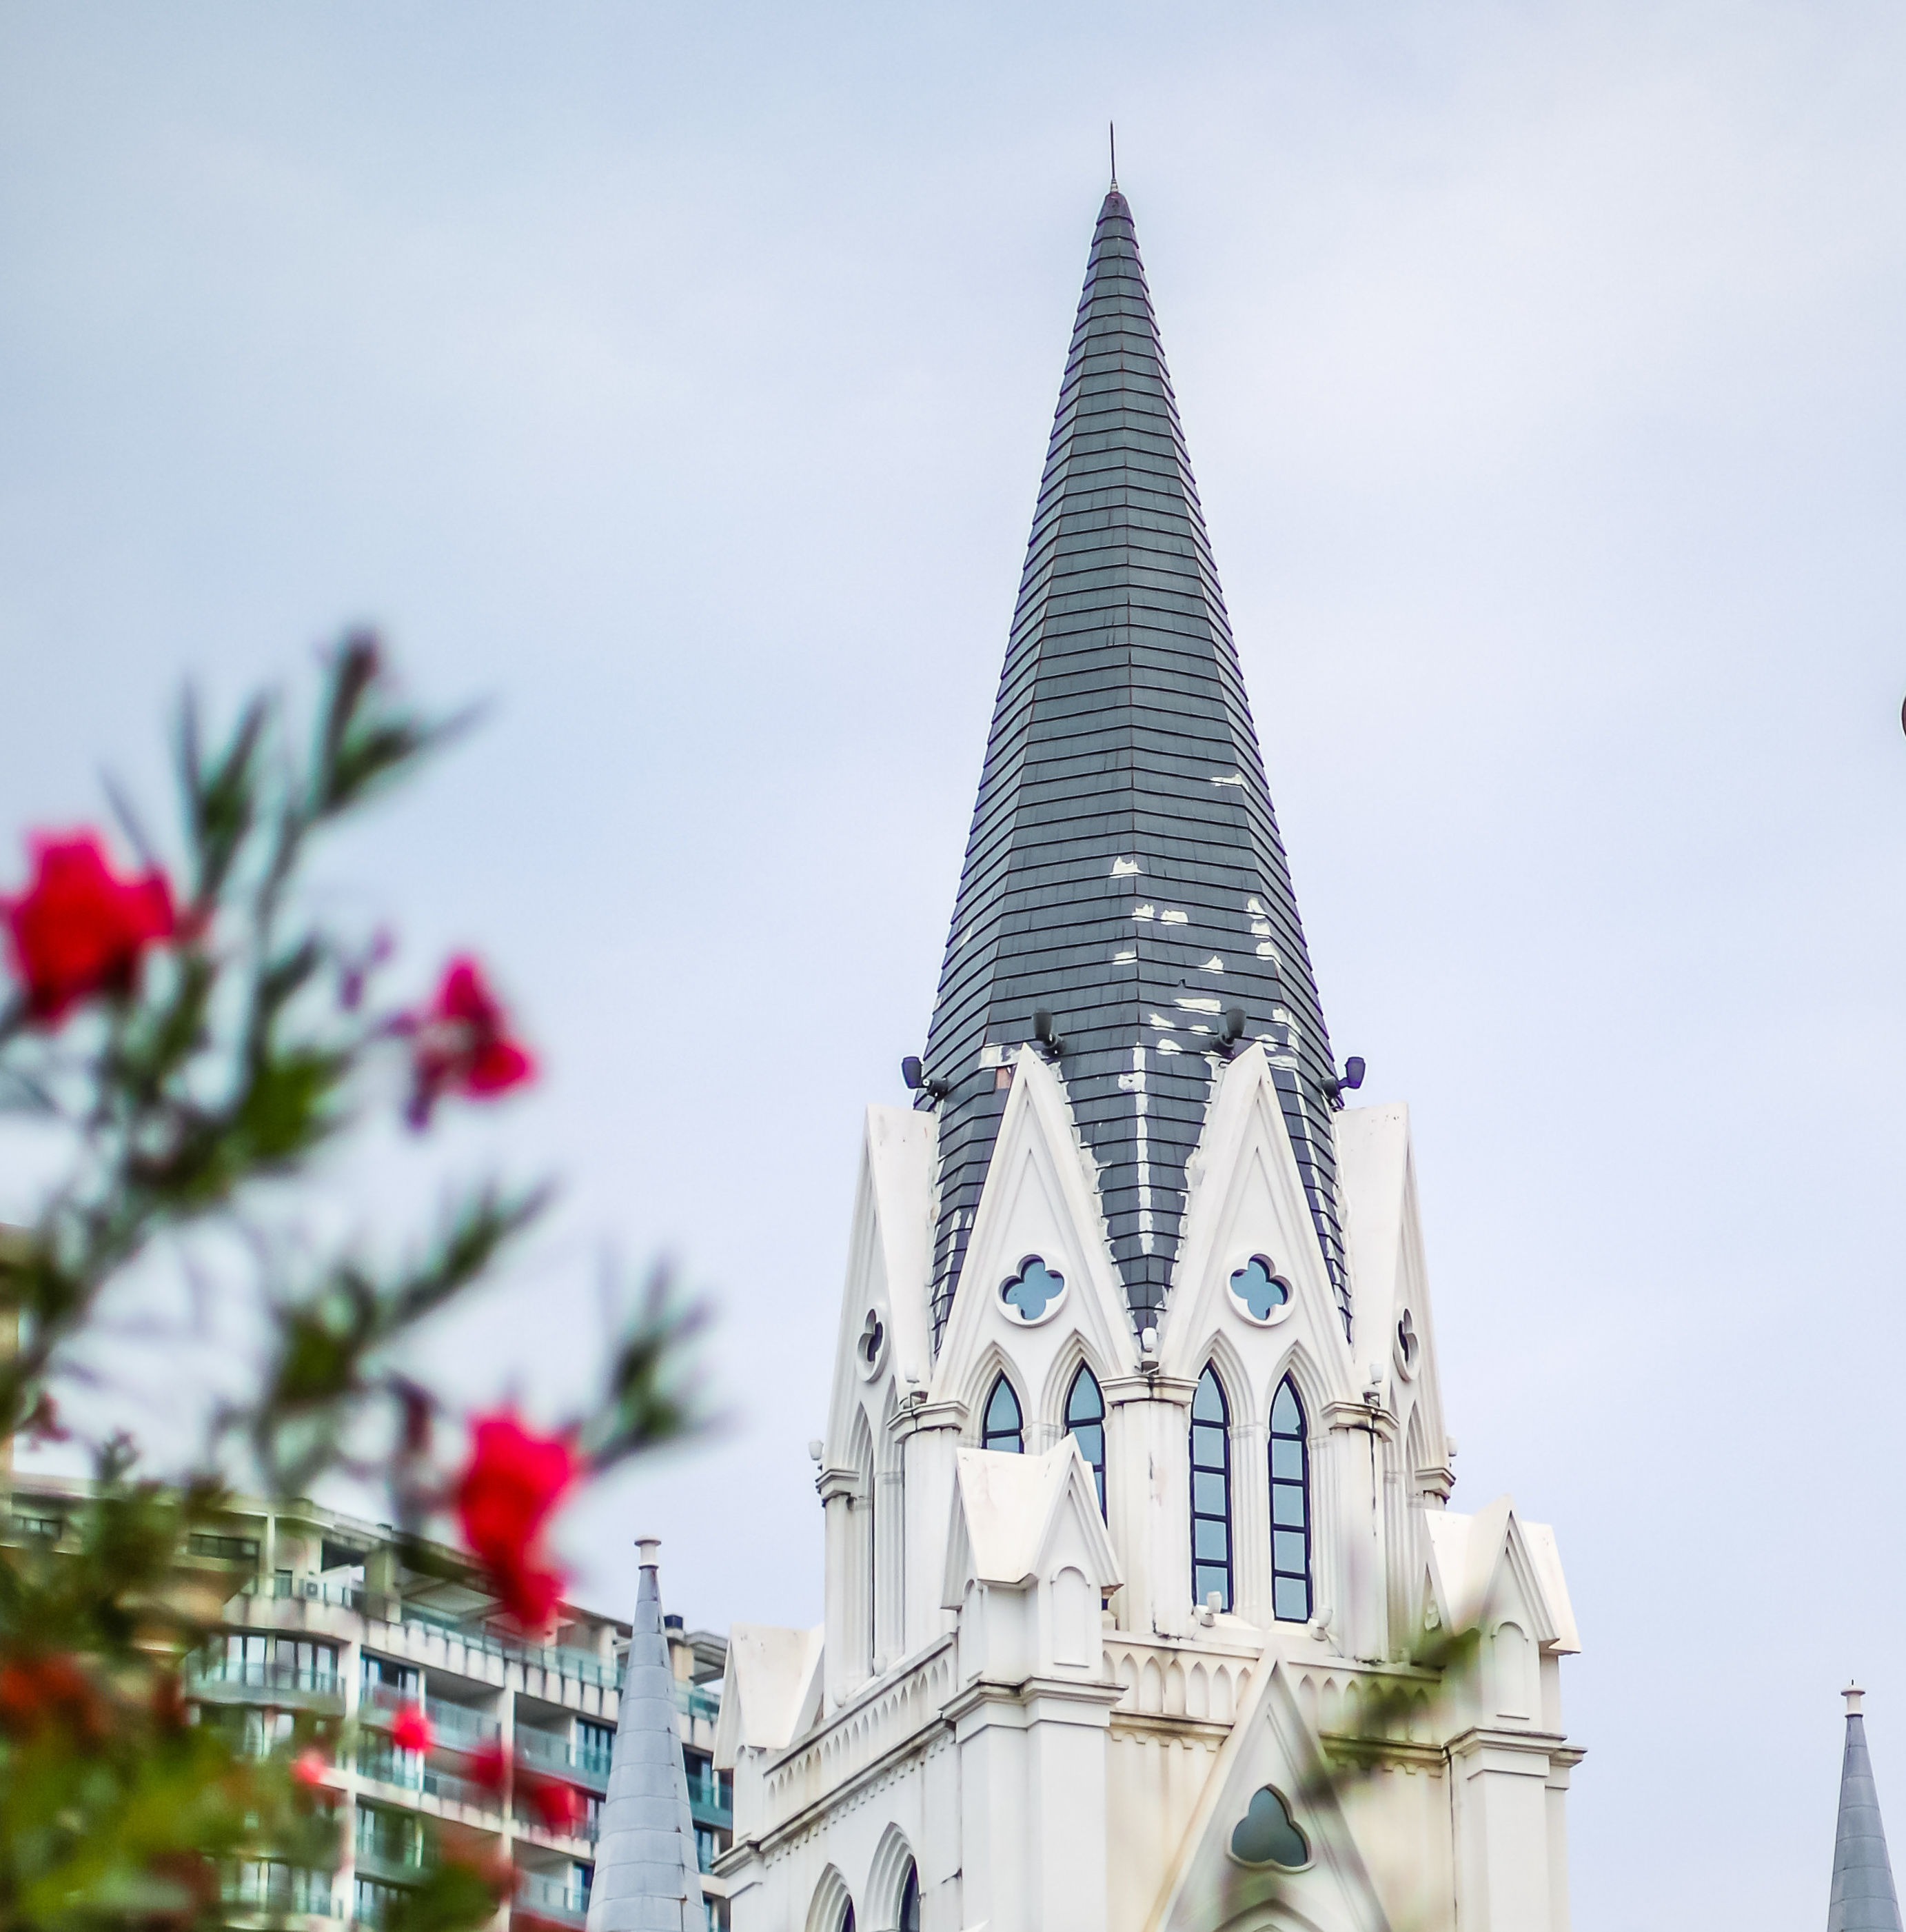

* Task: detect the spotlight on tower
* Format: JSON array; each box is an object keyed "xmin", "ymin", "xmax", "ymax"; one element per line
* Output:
[
  {"xmin": 1219, "ymin": 1007, "xmax": 1247, "ymax": 1051},
  {"xmin": 900, "ymin": 1054, "xmax": 949, "ymax": 1101},
  {"xmin": 1323, "ymin": 1055, "xmax": 1366, "ymax": 1105},
  {"xmin": 1031, "ymin": 1009, "xmax": 1064, "ymax": 1059}
]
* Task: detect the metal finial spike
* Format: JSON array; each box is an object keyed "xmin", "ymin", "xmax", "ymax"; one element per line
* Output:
[{"xmin": 1109, "ymin": 121, "xmax": 1117, "ymax": 190}]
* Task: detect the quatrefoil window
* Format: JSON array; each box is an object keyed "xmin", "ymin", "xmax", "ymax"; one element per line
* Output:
[
  {"xmin": 1228, "ymin": 1257, "xmax": 1290, "ymax": 1322},
  {"xmin": 1000, "ymin": 1257, "xmax": 1065, "ymax": 1322},
  {"xmin": 1229, "ymin": 1785, "xmax": 1308, "ymax": 1869}
]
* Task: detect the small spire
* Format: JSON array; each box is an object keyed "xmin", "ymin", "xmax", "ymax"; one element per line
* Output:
[
  {"xmin": 1109, "ymin": 121, "xmax": 1117, "ymax": 190},
  {"xmin": 1829, "ymin": 1685, "xmax": 1903, "ymax": 1932},
  {"xmin": 585, "ymin": 1544, "xmax": 703, "ymax": 1931}
]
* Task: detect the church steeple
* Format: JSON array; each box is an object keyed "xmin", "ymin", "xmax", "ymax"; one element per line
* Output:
[
  {"xmin": 1830, "ymin": 1687, "xmax": 1904, "ymax": 1932},
  {"xmin": 920, "ymin": 187, "xmax": 1345, "ymax": 1344}
]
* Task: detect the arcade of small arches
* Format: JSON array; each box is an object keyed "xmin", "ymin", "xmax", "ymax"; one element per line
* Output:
[{"xmin": 814, "ymin": 1851, "xmax": 920, "ymax": 1932}]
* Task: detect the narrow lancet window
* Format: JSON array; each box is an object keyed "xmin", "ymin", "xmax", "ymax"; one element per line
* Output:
[
  {"xmin": 982, "ymin": 1375, "xmax": 1024, "ymax": 1453},
  {"xmin": 1190, "ymin": 1365, "xmax": 1233, "ymax": 1611},
  {"xmin": 1065, "ymin": 1365, "xmax": 1106, "ymax": 1513},
  {"xmin": 1270, "ymin": 1375, "xmax": 1312, "ymax": 1622},
  {"xmin": 899, "ymin": 1866, "xmax": 920, "ymax": 1932}
]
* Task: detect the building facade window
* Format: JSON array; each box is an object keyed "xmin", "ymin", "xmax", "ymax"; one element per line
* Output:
[
  {"xmin": 1065, "ymin": 1365, "xmax": 1106, "ymax": 1513},
  {"xmin": 1269, "ymin": 1375, "xmax": 1311, "ymax": 1622},
  {"xmin": 1190, "ymin": 1365, "xmax": 1233, "ymax": 1611},
  {"xmin": 982, "ymin": 1375, "xmax": 1023, "ymax": 1453},
  {"xmin": 900, "ymin": 1863, "xmax": 920, "ymax": 1932}
]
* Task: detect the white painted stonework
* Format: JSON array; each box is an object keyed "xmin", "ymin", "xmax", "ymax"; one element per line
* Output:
[{"xmin": 713, "ymin": 1046, "xmax": 1581, "ymax": 1932}]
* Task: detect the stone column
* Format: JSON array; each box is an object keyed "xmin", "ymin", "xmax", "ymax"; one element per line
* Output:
[
  {"xmin": 1104, "ymin": 1375, "xmax": 1194, "ymax": 1637},
  {"xmin": 818, "ymin": 1468, "xmax": 859, "ymax": 1709},
  {"xmin": 900, "ymin": 1401, "xmax": 964, "ymax": 1657}
]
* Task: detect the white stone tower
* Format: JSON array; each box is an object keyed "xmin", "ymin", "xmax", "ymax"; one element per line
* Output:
[{"xmin": 711, "ymin": 182, "xmax": 1583, "ymax": 1932}]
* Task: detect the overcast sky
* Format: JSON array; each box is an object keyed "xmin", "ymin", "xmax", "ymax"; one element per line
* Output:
[{"xmin": 6, "ymin": 3, "xmax": 1906, "ymax": 1925}]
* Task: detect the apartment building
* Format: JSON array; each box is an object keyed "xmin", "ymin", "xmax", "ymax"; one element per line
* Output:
[{"xmin": 3, "ymin": 1471, "xmax": 732, "ymax": 1930}]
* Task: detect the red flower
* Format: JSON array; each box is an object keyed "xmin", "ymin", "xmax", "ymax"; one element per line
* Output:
[
  {"xmin": 454, "ymin": 1411, "xmax": 579, "ymax": 1631},
  {"xmin": 2, "ymin": 832, "xmax": 174, "ymax": 1024},
  {"xmin": 291, "ymin": 1748, "xmax": 330, "ymax": 1789},
  {"xmin": 407, "ymin": 956, "xmax": 534, "ymax": 1127},
  {"xmin": 469, "ymin": 1737, "xmax": 510, "ymax": 1794},
  {"xmin": 529, "ymin": 1775, "xmax": 585, "ymax": 1834},
  {"xmin": 0, "ymin": 1653, "xmax": 105, "ymax": 1742},
  {"xmin": 391, "ymin": 1702, "xmax": 434, "ymax": 1753}
]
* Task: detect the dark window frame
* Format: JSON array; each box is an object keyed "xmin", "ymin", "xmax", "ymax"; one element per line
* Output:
[
  {"xmin": 982, "ymin": 1375, "xmax": 1024, "ymax": 1453},
  {"xmin": 1064, "ymin": 1363, "xmax": 1106, "ymax": 1514},
  {"xmin": 1190, "ymin": 1365, "xmax": 1233, "ymax": 1612},
  {"xmin": 1269, "ymin": 1374, "xmax": 1312, "ymax": 1622}
]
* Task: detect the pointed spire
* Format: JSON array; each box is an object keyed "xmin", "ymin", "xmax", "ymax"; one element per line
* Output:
[
  {"xmin": 1830, "ymin": 1685, "xmax": 1903, "ymax": 1932},
  {"xmin": 585, "ymin": 1540, "xmax": 704, "ymax": 1932},
  {"xmin": 920, "ymin": 187, "xmax": 1346, "ymax": 1342}
]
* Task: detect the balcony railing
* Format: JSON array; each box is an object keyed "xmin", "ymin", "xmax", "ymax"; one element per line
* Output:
[
  {"xmin": 398, "ymin": 1607, "xmax": 620, "ymax": 1689},
  {"xmin": 235, "ymin": 1574, "xmax": 365, "ymax": 1613},
  {"xmin": 360, "ymin": 1681, "xmax": 422, "ymax": 1718},
  {"xmin": 511, "ymin": 1799, "xmax": 600, "ymax": 1845},
  {"xmin": 516, "ymin": 1727, "xmax": 612, "ymax": 1789},
  {"xmin": 514, "ymin": 1873, "xmax": 589, "ymax": 1926},
  {"xmin": 673, "ymin": 1680, "xmax": 720, "ymax": 1724},
  {"xmin": 349, "ymin": 1848, "xmax": 429, "ymax": 1888},
  {"xmin": 223, "ymin": 1862, "xmax": 339, "ymax": 1918},
  {"xmin": 686, "ymin": 1769, "xmax": 732, "ymax": 1831},
  {"xmin": 425, "ymin": 1695, "xmax": 500, "ymax": 1743},
  {"xmin": 422, "ymin": 1763, "xmax": 503, "ymax": 1811},
  {"xmin": 187, "ymin": 1660, "xmax": 343, "ymax": 1706}
]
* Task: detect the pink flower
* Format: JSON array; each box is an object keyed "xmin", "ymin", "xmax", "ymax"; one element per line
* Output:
[
  {"xmin": 469, "ymin": 1736, "xmax": 510, "ymax": 1794},
  {"xmin": 3, "ymin": 832, "xmax": 174, "ymax": 1024},
  {"xmin": 407, "ymin": 956, "xmax": 534, "ymax": 1127},
  {"xmin": 291, "ymin": 1749, "xmax": 330, "ymax": 1789},
  {"xmin": 454, "ymin": 1411, "xmax": 579, "ymax": 1631},
  {"xmin": 391, "ymin": 1702, "xmax": 433, "ymax": 1753},
  {"xmin": 529, "ymin": 1775, "xmax": 584, "ymax": 1834}
]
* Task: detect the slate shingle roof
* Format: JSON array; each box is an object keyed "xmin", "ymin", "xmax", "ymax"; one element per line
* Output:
[{"xmin": 921, "ymin": 187, "xmax": 1346, "ymax": 1346}]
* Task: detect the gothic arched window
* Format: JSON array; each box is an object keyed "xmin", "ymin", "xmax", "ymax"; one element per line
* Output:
[
  {"xmin": 1269, "ymin": 1375, "xmax": 1312, "ymax": 1622},
  {"xmin": 982, "ymin": 1375, "xmax": 1024, "ymax": 1453},
  {"xmin": 899, "ymin": 1864, "xmax": 920, "ymax": 1932},
  {"xmin": 1190, "ymin": 1365, "xmax": 1232, "ymax": 1611},
  {"xmin": 1065, "ymin": 1365, "xmax": 1106, "ymax": 1514}
]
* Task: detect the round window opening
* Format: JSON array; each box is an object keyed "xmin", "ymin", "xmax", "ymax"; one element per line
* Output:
[
  {"xmin": 1229, "ymin": 1786, "xmax": 1309, "ymax": 1869},
  {"xmin": 1000, "ymin": 1256, "xmax": 1066, "ymax": 1323},
  {"xmin": 1395, "ymin": 1308, "xmax": 1418, "ymax": 1378},
  {"xmin": 1228, "ymin": 1256, "xmax": 1291, "ymax": 1323},
  {"xmin": 858, "ymin": 1309, "xmax": 886, "ymax": 1376}
]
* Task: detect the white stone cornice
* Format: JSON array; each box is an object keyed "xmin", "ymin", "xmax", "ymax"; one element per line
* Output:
[
  {"xmin": 1103, "ymin": 1371, "xmax": 1196, "ymax": 1408},
  {"xmin": 944, "ymin": 1671, "xmax": 1125, "ymax": 1735}
]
